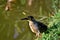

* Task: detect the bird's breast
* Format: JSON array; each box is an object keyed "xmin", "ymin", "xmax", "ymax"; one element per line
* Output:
[{"xmin": 29, "ymin": 21, "xmax": 39, "ymax": 33}]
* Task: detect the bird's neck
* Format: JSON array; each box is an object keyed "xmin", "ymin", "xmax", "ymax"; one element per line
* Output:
[
  {"xmin": 28, "ymin": 19, "xmax": 36, "ymax": 24},
  {"xmin": 28, "ymin": 20, "xmax": 34, "ymax": 27},
  {"xmin": 28, "ymin": 20, "xmax": 33, "ymax": 23}
]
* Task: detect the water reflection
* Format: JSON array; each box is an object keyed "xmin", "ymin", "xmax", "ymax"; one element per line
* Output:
[{"xmin": 13, "ymin": 27, "xmax": 19, "ymax": 39}]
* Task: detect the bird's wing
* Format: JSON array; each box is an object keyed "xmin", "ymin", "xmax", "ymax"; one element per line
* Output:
[{"xmin": 36, "ymin": 21, "xmax": 47, "ymax": 33}]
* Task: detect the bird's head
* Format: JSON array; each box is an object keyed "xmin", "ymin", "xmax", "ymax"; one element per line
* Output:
[{"xmin": 21, "ymin": 16, "xmax": 35, "ymax": 21}]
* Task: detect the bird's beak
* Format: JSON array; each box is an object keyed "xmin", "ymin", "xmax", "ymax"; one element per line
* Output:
[{"xmin": 21, "ymin": 18, "xmax": 28, "ymax": 20}]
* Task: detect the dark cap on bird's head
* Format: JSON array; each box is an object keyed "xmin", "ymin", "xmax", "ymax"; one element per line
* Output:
[{"xmin": 21, "ymin": 16, "xmax": 34, "ymax": 21}]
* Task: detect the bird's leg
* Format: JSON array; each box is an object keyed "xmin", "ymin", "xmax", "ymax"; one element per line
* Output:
[
  {"xmin": 39, "ymin": 33, "xmax": 42, "ymax": 38},
  {"xmin": 36, "ymin": 31, "xmax": 40, "ymax": 37},
  {"xmin": 36, "ymin": 31, "xmax": 42, "ymax": 38},
  {"xmin": 35, "ymin": 32, "xmax": 42, "ymax": 40}
]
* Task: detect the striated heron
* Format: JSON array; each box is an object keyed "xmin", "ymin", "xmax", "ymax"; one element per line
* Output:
[{"xmin": 21, "ymin": 16, "xmax": 47, "ymax": 37}]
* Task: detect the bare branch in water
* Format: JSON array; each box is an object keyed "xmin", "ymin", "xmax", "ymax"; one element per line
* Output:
[
  {"xmin": 28, "ymin": 0, "xmax": 33, "ymax": 6},
  {"xmin": 5, "ymin": 0, "xmax": 15, "ymax": 11}
]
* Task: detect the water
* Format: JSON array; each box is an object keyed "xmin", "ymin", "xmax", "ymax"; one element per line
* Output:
[{"xmin": 0, "ymin": 0, "xmax": 49, "ymax": 40}]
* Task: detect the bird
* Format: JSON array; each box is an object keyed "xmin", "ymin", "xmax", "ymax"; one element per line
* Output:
[{"xmin": 21, "ymin": 16, "xmax": 47, "ymax": 37}]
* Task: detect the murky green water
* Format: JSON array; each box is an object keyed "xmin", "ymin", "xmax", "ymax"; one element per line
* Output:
[{"xmin": 0, "ymin": 0, "xmax": 50, "ymax": 40}]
